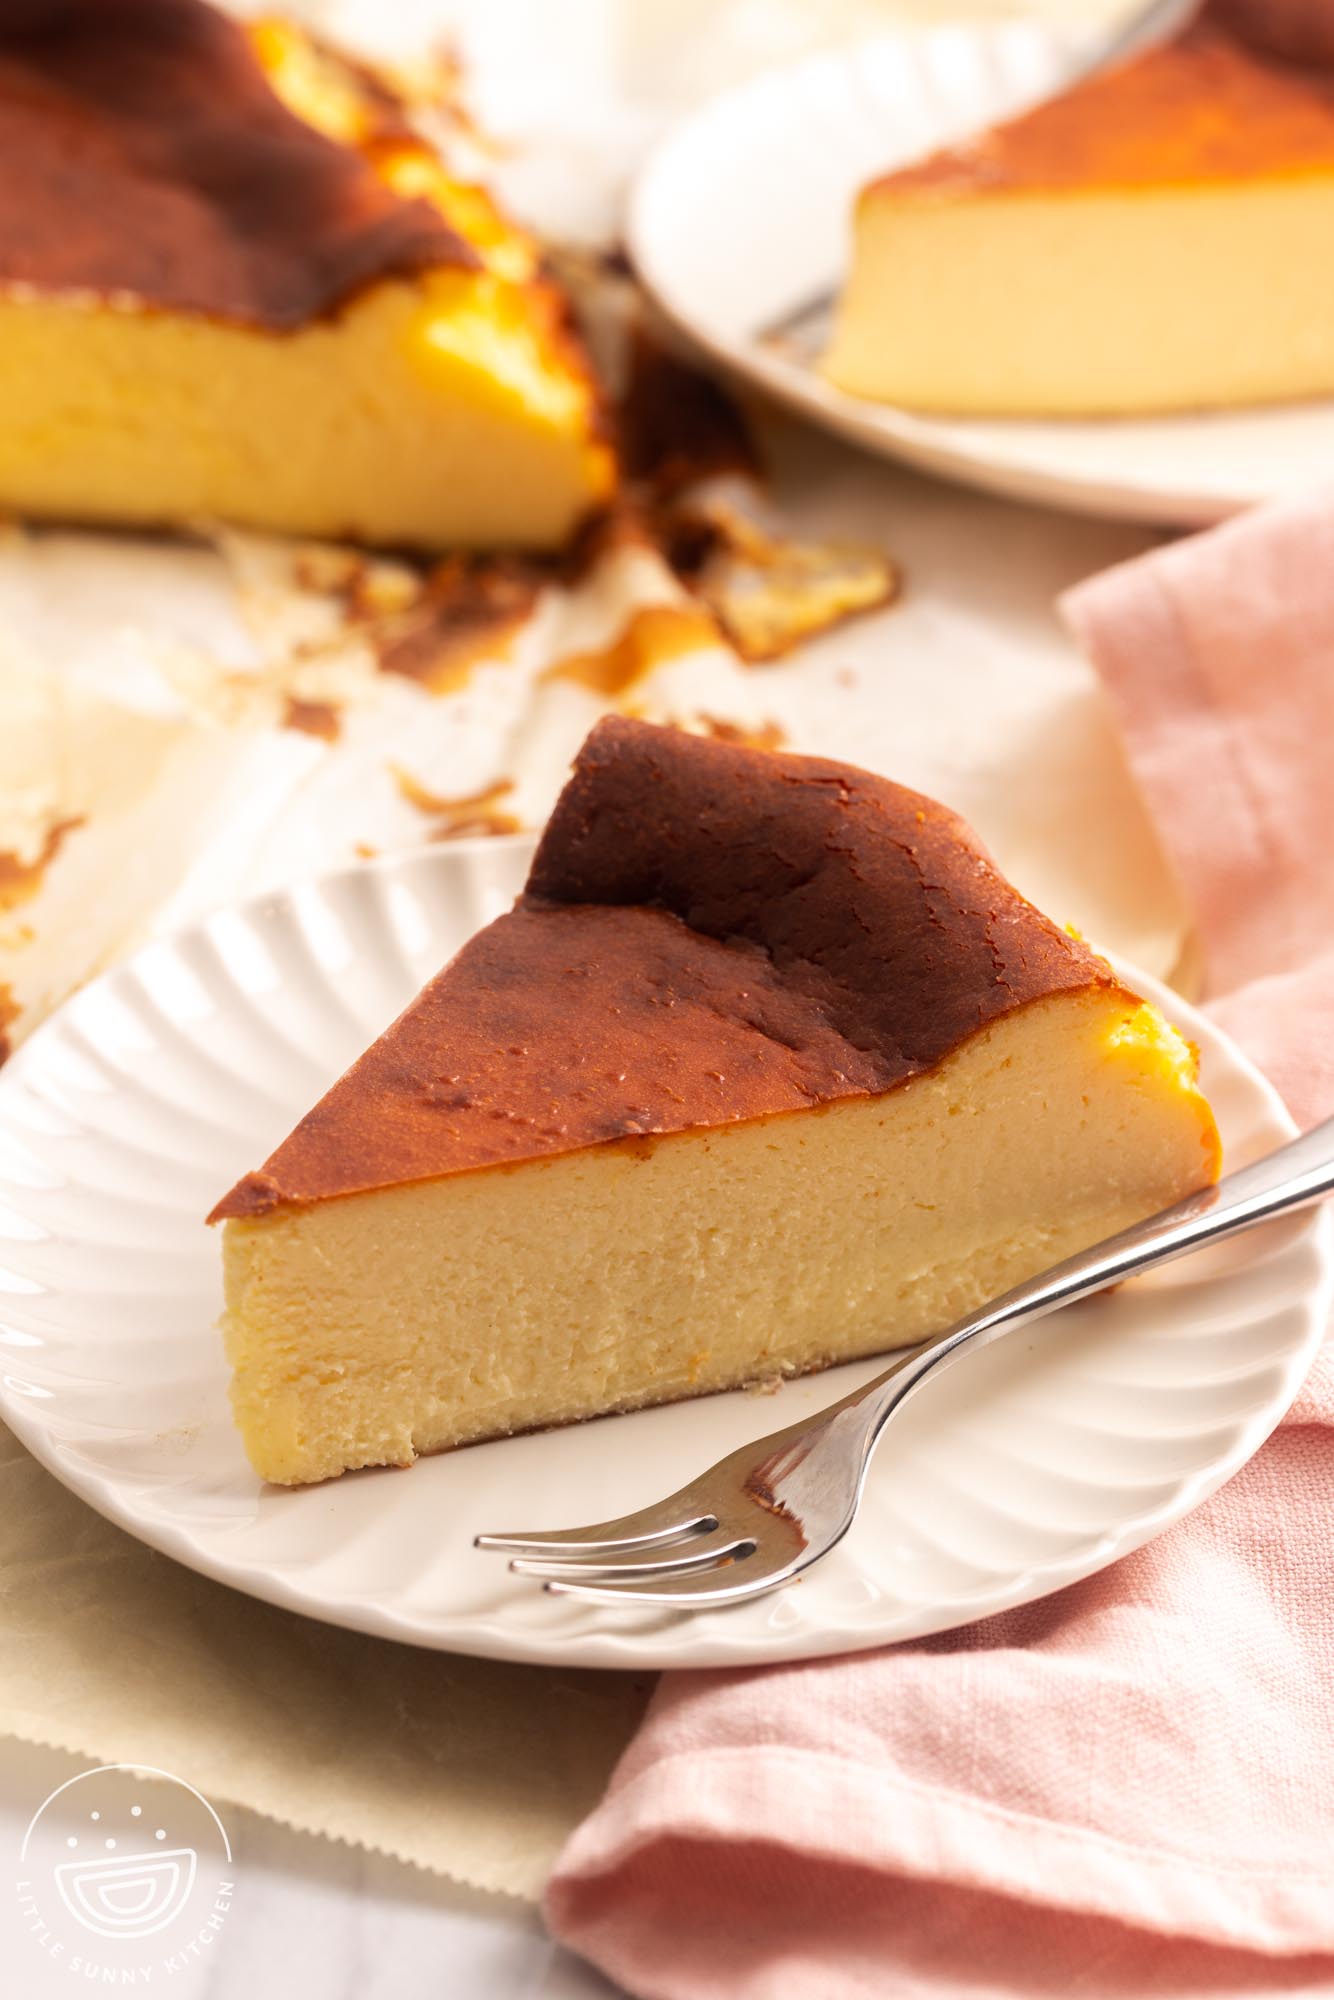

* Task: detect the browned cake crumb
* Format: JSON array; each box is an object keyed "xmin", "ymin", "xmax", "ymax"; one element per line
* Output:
[
  {"xmin": 663, "ymin": 502, "xmax": 899, "ymax": 663},
  {"xmin": 543, "ymin": 603, "xmax": 722, "ymax": 697},
  {"xmin": 429, "ymin": 803, "xmax": 523, "ymax": 841},
  {"xmin": 372, "ymin": 556, "xmax": 544, "ymax": 694},
  {"xmin": 281, "ymin": 695, "xmax": 342, "ymax": 741},
  {"xmin": 283, "ymin": 543, "xmax": 546, "ymax": 696},
  {"xmin": 0, "ymin": 978, "xmax": 17, "ymax": 1067},
  {"xmin": 617, "ymin": 329, "xmax": 761, "ymax": 496},
  {"xmin": 0, "ymin": 817, "xmax": 84, "ymax": 915},
  {"xmin": 390, "ymin": 768, "xmax": 521, "ymax": 841},
  {"xmin": 693, "ymin": 713, "xmax": 788, "ymax": 752}
]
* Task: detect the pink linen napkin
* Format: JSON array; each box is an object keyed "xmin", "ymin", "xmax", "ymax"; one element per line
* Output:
[{"xmin": 544, "ymin": 490, "xmax": 1334, "ymax": 2000}]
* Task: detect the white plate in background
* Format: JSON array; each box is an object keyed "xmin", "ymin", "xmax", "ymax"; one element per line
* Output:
[
  {"xmin": 629, "ymin": 21, "xmax": 1334, "ymax": 527},
  {"xmin": 0, "ymin": 842, "xmax": 1327, "ymax": 1669}
]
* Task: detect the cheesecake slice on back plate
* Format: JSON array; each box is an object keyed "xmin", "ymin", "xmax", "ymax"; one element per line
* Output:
[
  {"xmin": 0, "ymin": 0, "xmax": 611, "ymax": 547},
  {"xmin": 824, "ymin": 27, "xmax": 1334, "ymax": 416},
  {"xmin": 211, "ymin": 719, "xmax": 1220, "ymax": 1486}
]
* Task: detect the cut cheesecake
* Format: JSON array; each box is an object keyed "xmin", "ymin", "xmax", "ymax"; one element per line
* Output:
[
  {"xmin": 824, "ymin": 27, "xmax": 1334, "ymax": 416},
  {"xmin": 211, "ymin": 717, "xmax": 1220, "ymax": 1486},
  {"xmin": 0, "ymin": 0, "xmax": 611, "ymax": 547}
]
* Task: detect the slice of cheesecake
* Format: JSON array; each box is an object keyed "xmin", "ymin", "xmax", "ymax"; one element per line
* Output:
[
  {"xmin": 0, "ymin": 0, "xmax": 611, "ymax": 548},
  {"xmin": 824, "ymin": 28, "xmax": 1334, "ymax": 416},
  {"xmin": 210, "ymin": 718, "xmax": 1220, "ymax": 1486}
]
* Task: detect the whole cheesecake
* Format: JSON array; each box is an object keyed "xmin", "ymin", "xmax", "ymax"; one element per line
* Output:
[
  {"xmin": 824, "ymin": 27, "xmax": 1334, "ymax": 416},
  {"xmin": 0, "ymin": 0, "xmax": 612, "ymax": 547},
  {"xmin": 211, "ymin": 718, "xmax": 1220, "ymax": 1486}
]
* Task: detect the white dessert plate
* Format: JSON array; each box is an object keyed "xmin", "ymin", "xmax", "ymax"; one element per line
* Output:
[
  {"xmin": 0, "ymin": 842, "xmax": 1328, "ymax": 1670},
  {"xmin": 628, "ymin": 20, "xmax": 1334, "ymax": 528}
]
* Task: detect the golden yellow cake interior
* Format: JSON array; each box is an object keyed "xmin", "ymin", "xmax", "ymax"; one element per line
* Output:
[{"xmin": 0, "ymin": 1, "xmax": 611, "ymax": 548}]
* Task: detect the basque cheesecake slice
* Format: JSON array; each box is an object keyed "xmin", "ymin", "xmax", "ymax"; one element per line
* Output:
[
  {"xmin": 824, "ymin": 27, "xmax": 1334, "ymax": 416},
  {"xmin": 0, "ymin": 0, "xmax": 611, "ymax": 547},
  {"xmin": 210, "ymin": 718, "xmax": 1220, "ymax": 1486}
]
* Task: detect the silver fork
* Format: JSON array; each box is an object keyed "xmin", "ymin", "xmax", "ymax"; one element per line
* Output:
[{"xmin": 478, "ymin": 1117, "xmax": 1334, "ymax": 1609}]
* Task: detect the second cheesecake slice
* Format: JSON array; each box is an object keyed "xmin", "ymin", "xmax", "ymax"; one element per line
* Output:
[
  {"xmin": 824, "ymin": 28, "xmax": 1334, "ymax": 416},
  {"xmin": 211, "ymin": 718, "xmax": 1220, "ymax": 1485}
]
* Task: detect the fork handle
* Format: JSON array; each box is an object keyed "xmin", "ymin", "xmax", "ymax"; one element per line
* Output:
[{"xmin": 849, "ymin": 1113, "xmax": 1334, "ymax": 1437}]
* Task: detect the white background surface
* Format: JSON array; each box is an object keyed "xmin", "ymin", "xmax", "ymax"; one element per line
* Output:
[{"xmin": 0, "ymin": 1, "xmax": 1213, "ymax": 1994}]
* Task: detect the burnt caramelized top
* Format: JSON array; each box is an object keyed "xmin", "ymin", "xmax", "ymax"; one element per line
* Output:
[
  {"xmin": 0, "ymin": 0, "xmax": 474, "ymax": 328},
  {"xmin": 210, "ymin": 718, "xmax": 1116, "ymax": 1221},
  {"xmin": 869, "ymin": 28, "xmax": 1334, "ymax": 201}
]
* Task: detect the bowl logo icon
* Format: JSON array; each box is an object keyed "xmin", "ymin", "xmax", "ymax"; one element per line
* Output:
[
  {"xmin": 15, "ymin": 1764, "xmax": 233, "ymax": 1979},
  {"xmin": 55, "ymin": 1844, "xmax": 198, "ymax": 1940}
]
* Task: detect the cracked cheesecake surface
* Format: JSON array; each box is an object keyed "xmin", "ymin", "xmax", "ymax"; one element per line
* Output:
[
  {"xmin": 214, "ymin": 718, "xmax": 1120, "ymax": 1217},
  {"xmin": 0, "ymin": 0, "xmax": 472, "ymax": 326}
]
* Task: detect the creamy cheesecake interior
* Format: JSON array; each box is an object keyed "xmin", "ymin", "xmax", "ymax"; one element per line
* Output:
[
  {"xmin": 222, "ymin": 988, "xmax": 1217, "ymax": 1486},
  {"xmin": 0, "ymin": 1, "xmax": 611, "ymax": 548},
  {"xmin": 825, "ymin": 179, "xmax": 1334, "ymax": 417},
  {"xmin": 0, "ymin": 275, "xmax": 606, "ymax": 550}
]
